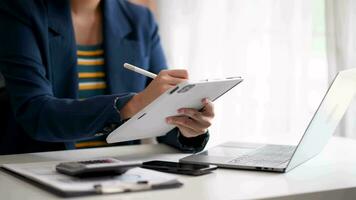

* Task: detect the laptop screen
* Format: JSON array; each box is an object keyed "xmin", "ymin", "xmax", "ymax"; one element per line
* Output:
[{"xmin": 286, "ymin": 69, "xmax": 356, "ymax": 171}]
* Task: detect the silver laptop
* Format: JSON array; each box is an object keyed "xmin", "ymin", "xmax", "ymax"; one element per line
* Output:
[{"xmin": 180, "ymin": 68, "xmax": 356, "ymax": 173}]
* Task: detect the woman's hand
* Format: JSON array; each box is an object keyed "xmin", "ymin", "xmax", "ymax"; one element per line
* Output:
[
  {"xmin": 120, "ymin": 69, "xmax": 188, "ymax": 119},
  {"xmin": 166, "ymin": 98, "xmax": 214, "ymax": 138},
  {"xmin": 136, "ymin": 69, "xmax": 188, "ymax": 108}
]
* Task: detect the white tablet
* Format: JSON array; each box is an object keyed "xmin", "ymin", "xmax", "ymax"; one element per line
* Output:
[{"xmin": 106, "ymin": 77, "xmax": 243, "ymax": 143}]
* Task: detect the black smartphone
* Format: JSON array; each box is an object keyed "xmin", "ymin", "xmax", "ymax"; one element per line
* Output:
[
  {"xmin": 55, "ymin": 158, "xmax": 141, "ymax": 178},
  {"xmin": 141, "ymin": 160, "xmax": 217, "ymax": 176}
]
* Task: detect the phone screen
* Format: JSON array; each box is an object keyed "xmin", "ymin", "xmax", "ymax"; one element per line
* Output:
[{"xmin": 142, "ymin": 160, "xmax": 217, "ymax": 175}]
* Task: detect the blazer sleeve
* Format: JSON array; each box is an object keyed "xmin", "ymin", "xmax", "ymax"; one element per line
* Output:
[
  {"xmin": 0, "ymin": 9, "xmax": 134, "ymax": 142},
  {"xmin": 142, "ymin": 8, "xmax": 209, "ymax": 153}
]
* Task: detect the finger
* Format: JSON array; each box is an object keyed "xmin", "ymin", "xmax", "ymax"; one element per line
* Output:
[
  {"xmin": 157, "ymin": 84, "xmax": 174, "ymax": 95},
  {"xmin": 167, "ymin": 116, "xmax": 208, "ymax": 134},
  {"xmin": 176, "ymin": 125, "xmax": 202, "ymax": 138},
  {"xmin": 177, "ymin": 108, "xmax": 212, "ymax": 127},
  {"xmin": 201, "ymin": 98, "xmax": 214, "ymax": 117},
  {"xmin": 160, "ymin": 75, "xmax": 187, "ymax": 86},
  {"xmin": 162, "ymin": 69, "xmax": 189, "ymax": 79}
]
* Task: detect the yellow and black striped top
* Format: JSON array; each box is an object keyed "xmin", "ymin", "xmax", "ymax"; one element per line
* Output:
[
  {"xmin": 77, "ymin": 44, "xmax": 107, "ymax": 99},
  {"xmin": 75, "ymin": 44, "xmax": 109, "ymax": 149}
]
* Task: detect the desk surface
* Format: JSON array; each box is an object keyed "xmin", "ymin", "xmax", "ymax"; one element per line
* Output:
[{"xmin": 1, "ymin": 136, "xmax": 356, "ymax": 200}]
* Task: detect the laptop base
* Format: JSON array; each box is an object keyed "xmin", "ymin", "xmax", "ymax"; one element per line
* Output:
[{"xmin": 180, "ymin": 142, "xmax": 295, "ymax": 173}]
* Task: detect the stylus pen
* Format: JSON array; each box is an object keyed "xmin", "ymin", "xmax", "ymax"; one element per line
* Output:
[{"xmin": 123, "ymin": 63, "xmax": 157, "ymax": 79}]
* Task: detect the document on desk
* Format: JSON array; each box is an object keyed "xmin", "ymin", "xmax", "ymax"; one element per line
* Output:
[{"xmin": 1, "ymin": 161, "xmax": 182, "ymax": 197}]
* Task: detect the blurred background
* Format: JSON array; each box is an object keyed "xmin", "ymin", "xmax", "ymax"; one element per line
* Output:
[
  {"xmin": 128, "ymin": 0, "xmax": 356, "ymax": 147},
  {"xmin": 0, "ymin": 1, "xmax": 353, "ymax": 148}
]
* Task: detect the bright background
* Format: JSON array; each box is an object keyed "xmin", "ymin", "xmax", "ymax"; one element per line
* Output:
[
  {"xmin": 155, "ymin": 0, "xmax": 328, "ymax": 147},
  {"xmin": 130, "ymin": 0, "xmax": 356, "ymax": 146}
]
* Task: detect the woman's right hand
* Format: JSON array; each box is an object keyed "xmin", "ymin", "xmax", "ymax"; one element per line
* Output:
[{"xmin": 120, "ymin": 69, "xmax": 189, "ymax": 119}]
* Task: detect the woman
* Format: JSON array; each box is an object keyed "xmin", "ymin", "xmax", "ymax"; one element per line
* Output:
[{"xmin": 0, "ymin": 0, "xmax": 214, "ymax": 154}]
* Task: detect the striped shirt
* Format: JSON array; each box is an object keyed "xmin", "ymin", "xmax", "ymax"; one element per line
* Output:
[
  {"xmin": 77, "ymin": 44, "xmax": 107, "ymax": 99},
  {"xmin": 75, "ymin": 44, "xmax": 109, "ymax": 149}
]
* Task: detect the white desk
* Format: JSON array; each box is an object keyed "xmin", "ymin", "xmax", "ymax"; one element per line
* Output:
[{"xmin": 1, "ymin": 136, "xmax": 356, "ymax": 200}]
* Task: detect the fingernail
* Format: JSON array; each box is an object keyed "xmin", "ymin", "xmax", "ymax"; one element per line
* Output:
[
  {"xmin": 166, "ymin": 118, "xmax": 172, "ymax": 123},
  {"xmin": 178, "ymin": 109, "xmax": 184, "ymax": 114},
  {"xmin": 202, "ymin": 98, "xmax": 208, "ymax": 103}
]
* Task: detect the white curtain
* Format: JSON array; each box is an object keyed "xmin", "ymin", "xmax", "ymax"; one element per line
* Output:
[
  {"xmin": 326, "ymin": 0, "xmax": 356, "ymax": 139},
  {"xmin": 156, "ymin": 0, "xmax": 328, "ymax": 147}
]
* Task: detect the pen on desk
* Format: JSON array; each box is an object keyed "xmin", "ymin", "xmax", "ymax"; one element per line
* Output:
[
  {"xmin": 94, "ymin": 180, "xmax": 151, "ymax": 194},
  {"xmin": 123, "ymin": 63, "xmax": 157, "ymax": 79}
]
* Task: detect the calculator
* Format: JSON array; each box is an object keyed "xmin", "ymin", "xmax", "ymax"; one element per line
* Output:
[{"xmin": 55, "ymin": 158, "xmax": 141, "ymax": 177}]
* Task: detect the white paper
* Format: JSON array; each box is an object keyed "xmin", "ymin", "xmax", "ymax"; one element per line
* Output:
[{"xmin": 2, "ymin": 160, "xmax": 179, "ymax": 193}]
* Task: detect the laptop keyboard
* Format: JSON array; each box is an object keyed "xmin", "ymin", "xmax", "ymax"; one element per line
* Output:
[{"xmin": 228, "ymin": 145, "xmax": 296, "ymax": 167}]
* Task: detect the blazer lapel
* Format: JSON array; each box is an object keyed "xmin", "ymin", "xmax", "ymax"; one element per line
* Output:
[
  {"xmin": 47, "ymin": 0, "xmax": 146, "ymax": 97},
  {"xmin": 47, "ymin": 0, "xmax": 78, "ymax": 98},
  {"xmin": 102, "ymin": 0, "xmax": 145, "ymax": 94}
]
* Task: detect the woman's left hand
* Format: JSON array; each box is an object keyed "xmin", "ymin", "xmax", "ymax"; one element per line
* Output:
[{"xmin": 166, "ymin": 98, "xmax": 214, "ymax": 138}]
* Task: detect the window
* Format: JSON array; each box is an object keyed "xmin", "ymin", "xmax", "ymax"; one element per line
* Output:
[{"xmin": 156, "ymin": 0, "xmax": 328, "ymax": 146}]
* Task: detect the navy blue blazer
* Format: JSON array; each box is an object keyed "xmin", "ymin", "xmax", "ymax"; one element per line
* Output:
[{"xmin": 0, "ymin": 0, "xmax": 208, "ymax": 155}]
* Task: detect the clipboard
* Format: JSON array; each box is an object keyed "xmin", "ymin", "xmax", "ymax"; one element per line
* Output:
[
  {"xmin": 1, "ymin": 160, "xmax": 182, "ymax": 197},
  {"xmin": 107, "ymin": 77, "xmax": 243, "ymax": 143}
]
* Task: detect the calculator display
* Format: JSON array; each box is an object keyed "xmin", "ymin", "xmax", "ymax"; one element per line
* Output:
[
  {"xmin": 55, "ymin": 158, "xmax": 141, "ymax": 177},
  {"xmin": 78, "ymin": 159, "xmax": 116, "ymax": 165}
]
